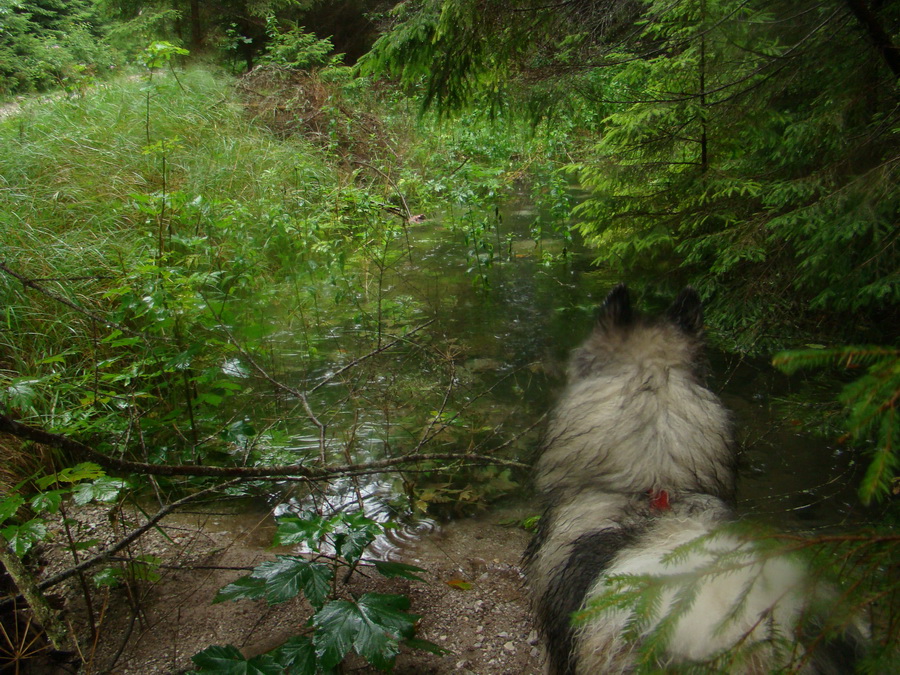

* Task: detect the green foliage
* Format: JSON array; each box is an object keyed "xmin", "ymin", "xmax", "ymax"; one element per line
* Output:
[
  {"xmin": 773, "ymin": 346, "xmax": 900, "ymax": 506},
  {"xmin": 139, "ymin": 39, "xmax": 188, "ymax": 69},
  {"xmin": 93, "ymin": 553, "xmax": 162, "ymax": 586},
  {"xmin": 201, "ymin": 510, "xmax": 443, "ymax": 673},
  {"xmin": 313, "ymin": 592, "xmax": 422, "ymax": 671},
  {"xmin": 0, "ymin": 0, "xmax": 121, "ymax": 95},
  {"xmin": 0, "ymin": 462, "xmax": 128, "ymax": 556},
  {"xmin": 192, "ymin": 643, "xmax": 296, "ymax": 675},
  {"xmin": 367, "ymin": 0, "xmax": 900, "ymax": 352},
  {"xmin": 260, "ymin": 16, "xmax": 342, "ymax": 70}
]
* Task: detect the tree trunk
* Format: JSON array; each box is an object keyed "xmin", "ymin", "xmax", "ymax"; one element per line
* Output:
[
  {"xmin": 190, "ymin": 0, "xmax": 203, "ymax": 49},
  {"xmin": 844, "ymin": 0, "xmax": 900, "ymax": 78}
]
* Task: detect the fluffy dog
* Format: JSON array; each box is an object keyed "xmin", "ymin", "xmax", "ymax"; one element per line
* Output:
[{"xmin": 525, "ymin": 284, "xmax": 862, "ymax": 674}]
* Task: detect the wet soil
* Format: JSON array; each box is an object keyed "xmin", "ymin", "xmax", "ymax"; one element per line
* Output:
[{"xmin": 41, "ymin": 503, "xmax": 542, "ymax": 674}]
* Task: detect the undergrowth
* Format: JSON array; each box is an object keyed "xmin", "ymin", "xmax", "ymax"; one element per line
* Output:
[{"xmin": 0, "ymin": 59, "xmax": 566, "ymax": 671}]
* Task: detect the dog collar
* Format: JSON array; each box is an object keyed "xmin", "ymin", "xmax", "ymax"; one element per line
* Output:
[{"xmin": 649, "ymin": 489, "xmax": 670, "ymax": 511}]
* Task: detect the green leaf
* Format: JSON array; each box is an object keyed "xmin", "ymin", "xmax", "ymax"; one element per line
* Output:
[
  {"xmin": 0, "ymin": 495, "xmax": 25, "ymax": 525},
  {"xmin": 129, "ymin": 555, "xmax": 162, "ymax": 582},
  {"xmin": 371, "ymin": 560, "xmax": 428, "ymax": 583},
  {"xmin": 4, "ymin": 377, "xmax": 40, "ymax": 411},
  {"xmin": 274, "ymin": 514, "xmax": 332, "ymax": 548},
  {"xmin": 93, "ymin": 566, "xmax": 124, "ymax": 588},
  {"xmin": 30, "ymin": 490, "xmax": 64, "ymax": 514},
  {"xmin": 269, "ymin": 635, "xmax": 317, "ymax": 674},
  {"xmin": 331, "ymin": 512, "xmax": 384, "ymax": 562},
  {"xmin": 251, "ymin": 556, "xmax": 333, "ymax": 608},
  {"xmin": 333, "ymin": 528, "xmax": 376, "ymax": 564},
  {"xmin": 213, "ymin": 575, "xmax": 267, "ymax": 604},
  {"xmin": 313, "ymin": 593, "xmax": 420, "ymax": 671},
  {"xmin": 72, "ymin": 476, "xmax": 129, "ymax": 505},
  {"xmin": 1, "ymin": 519, "xmax": 47, "ymax": 556},
  {"xmin": 190, "ymin": 644, "xmax": 282, "ymax": 675},
  {"xmin": 37, "ymin": 462, "xmax": 105, "ymax": 489}
]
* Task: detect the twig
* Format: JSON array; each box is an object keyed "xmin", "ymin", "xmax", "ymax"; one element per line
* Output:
[
  {"xmin": 309, "ymin": 319, "xmax": 435, "ymax": 394},
  {"xmin": 0, "ymin": 261, "xmax": 161, "ymax": 341},
  {"xmin": 36, "ymin": 480, "xmax": 242, "ymax": 593},
  {"xmin": 0, "ymin": 413, "xmax": 529, "ymax": 481},
  {"xmin": 351, "ymin": 160, "xmax": 415, "ymax": 258}
]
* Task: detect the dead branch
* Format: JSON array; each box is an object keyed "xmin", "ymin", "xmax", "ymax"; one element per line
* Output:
[{"xmin": 0, "ymin": 413, "xmax": 529, "ymax": 481}]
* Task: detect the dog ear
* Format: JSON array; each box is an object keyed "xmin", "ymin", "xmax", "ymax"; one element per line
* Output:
[
  {"xmin": 667, "ymin": 287, "xmax": 703, "ymax": 335},
  {"xmin": 597, "ymin": 283, "xmax": 633, "ymax": 327}
]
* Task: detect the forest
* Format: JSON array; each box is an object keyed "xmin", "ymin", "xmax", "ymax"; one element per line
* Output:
[{"xmin": 0, "ymin": 0, "xmax": 898, "ymax": 673}]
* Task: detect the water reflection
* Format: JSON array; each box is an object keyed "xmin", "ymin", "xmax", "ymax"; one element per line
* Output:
[{"xmin": 257, "ymin": 190, "xmax": 864, "ymax": 555}]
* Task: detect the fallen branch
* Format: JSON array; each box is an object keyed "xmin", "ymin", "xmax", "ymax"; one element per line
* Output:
[
  {"xmin": 0, "ymin": 480, "xmax": 241, "ymax": 611},
  {"xmin": 40, "ymin": 482, "xmax": 241, "ymax": 593},
  {"xmin": 0, "ymin": 413, "xmax": 529, "ymax": 481}
]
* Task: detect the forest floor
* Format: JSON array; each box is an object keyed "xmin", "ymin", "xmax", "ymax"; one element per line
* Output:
[{"xmin": 42, "ymin": 502, "xmax": 543, "ymax": 674}]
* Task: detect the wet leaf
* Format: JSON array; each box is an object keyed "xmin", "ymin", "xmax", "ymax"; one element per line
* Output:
[
  {"xmin": 0, "ymin": 496, "xmax": 25, "ymax": 524},
  {"xmin": 30, "ymin": 489, "xmax": 64, "ymax": 514},
  {"xmin": 213, "ymin": 575, "xmax": 267, "ymax": 604},
  {"xmin": 313, "ymin": 593, "xmax": 419, "ymax": 671},
  {"xmin": 72, "ymin": 476, "xmax": 129, "ymax": 505},
  {"xmin": 372, "ymin": 560, "xmax": 428, "ymax": 582},
  {"xmin": 1, "ymin": 519, "xmax": 47, "ymax": 556},
  {"xmin": 249, "ymin": 556, "xmax": 333, "ymax": 608},
  {"xmin": 274, "ymin": 514, "xmax": 332, "ymax": 548},
  {"xmin": 190, "ymin": 644, "xmax": 282, "ymax": 674},
  {"xmin": 269, "ymin": 635, "xmax": 317, "ymax": 674},
  {"xmin": 333, "ymin": 527, "xmax": 377, "ymax": 564}
]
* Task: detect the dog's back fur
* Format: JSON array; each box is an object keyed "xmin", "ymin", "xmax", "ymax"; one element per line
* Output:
[{"xmin": 525, "ymin": 284, "xmax": 863, "ymax": 674}]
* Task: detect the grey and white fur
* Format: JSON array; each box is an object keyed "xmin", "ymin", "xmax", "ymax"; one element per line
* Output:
[{"xmin": 525, "ymin": 284, "xmax": 863, "ymax": 674}]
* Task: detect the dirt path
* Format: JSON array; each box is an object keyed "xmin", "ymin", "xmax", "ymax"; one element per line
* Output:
[{"xmin": 42, "ymin": 503, "xmax": 542, "ymax": 674}]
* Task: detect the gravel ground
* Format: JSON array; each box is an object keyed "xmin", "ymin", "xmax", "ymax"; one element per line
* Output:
[{"xmin": 39, "ymin": 502, "xmax": 542, "ymax": 674}]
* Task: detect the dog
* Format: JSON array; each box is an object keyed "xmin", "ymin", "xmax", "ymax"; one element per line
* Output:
[{"xmin": 525, "ymin": 284, "xmax": 863, "ymax": 674}]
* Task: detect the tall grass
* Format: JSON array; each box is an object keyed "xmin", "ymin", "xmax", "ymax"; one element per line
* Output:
[{"xmin": 0, "ymin": 64, "xmax": 558, "ymax": 490}]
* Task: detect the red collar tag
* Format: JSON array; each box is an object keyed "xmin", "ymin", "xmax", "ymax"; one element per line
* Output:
[{"xmin": 649, "ymin": 489, "xmax": 670, "ymax": 511}]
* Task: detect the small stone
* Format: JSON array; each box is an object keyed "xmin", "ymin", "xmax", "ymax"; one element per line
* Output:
[
  {"xmin": 475, "ymin": 625, "xmax": 484, "ymax": 634},
  {"xmin": 497, "ymin": 632, "xmax": 509, "ymax": 638},
  {"xmin": 503, "ymin": 641, "xmax": 516, "ymax": 653},
  {"xmin": 531, "ymin": 646, "xmax": 541, "ymax": 658},
  {"xmin": 473, "ymin": 641, "xmax": 483, "ymax": 649}
]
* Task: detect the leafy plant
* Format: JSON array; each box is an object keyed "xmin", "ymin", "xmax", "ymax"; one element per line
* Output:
[
  {"xmin": 0, "ymin": 462, "xmax": 129, "ymax": 556},
  {"xmin": 260, "ymin": 17, "xmax": 343, "ymax": 71},
  {"xmin": 365, "ymin": 0, "xmax": 900, "ymax": 352},
  {"xmin": 194, "ymin": 510, "xmax": 444, "ymax": 673}
]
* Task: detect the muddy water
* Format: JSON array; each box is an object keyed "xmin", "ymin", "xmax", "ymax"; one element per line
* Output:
[{"xmin": 266, "ymin": 191, "xmax": 865, "ymax": 558}]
